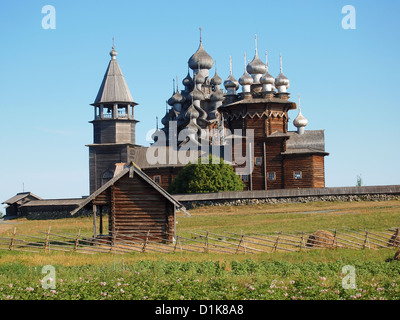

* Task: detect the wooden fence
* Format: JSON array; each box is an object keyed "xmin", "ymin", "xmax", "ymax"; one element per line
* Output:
[{"xmin": 0, "ymin": 227, "xmax": 399, "ymax": 255}]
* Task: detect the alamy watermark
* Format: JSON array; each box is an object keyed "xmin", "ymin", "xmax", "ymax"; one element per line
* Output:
[
  {"xmin": 41, "ymin": 265, "xmax": 56, "ymax": 289},
  {"xmin": 147, "ymin": 121, "xmax": 254, "ymax": 175},
  {"xmin": 41, "ymin": 5, "xmax": 56, "ymax": 30},
  {"xmin": 342, "ymin": 5, "xmax": 356, "ymax": 30}
]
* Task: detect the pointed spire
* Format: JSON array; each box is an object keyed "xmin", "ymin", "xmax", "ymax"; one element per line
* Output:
[
  {"xmin": 199, "ymin": 27, "xmax": 202, "ymax": 43},
  {"xmin": 176, "ymin": 76, "xmax": 179, "ymax": 92},
  {"xmin": 244, "ymin": 52, "xmax": 247, "ymax": 71},
  {"xmin": 172, "ymin": 78, "xmax": 176, "ymax": 94},
  {"xmin": 280, "ymin": 53, "xmax": 283, "ymax": 73},
  {"xmin": 265, "ymin": 50, "xmax": 269, "ymax": 71},
  {"xmin": 298, "ymin": 94, "xmax": 301, "ymax": 112},
  {"xmin": 255, "ymin": 34, "xmax": 258, "ymax": 56},
  {"xmin": 229, "ymin": 56, "xmax": 233, "ymax": 75},
  {"xmin": 94, "ymin": 45, "xmax": 134, "ymax": 105}
]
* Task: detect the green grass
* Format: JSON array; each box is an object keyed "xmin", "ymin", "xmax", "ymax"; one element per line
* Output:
[{"xmin": 0, "ymin": 199, "xmax": 399, "ymax": 300}]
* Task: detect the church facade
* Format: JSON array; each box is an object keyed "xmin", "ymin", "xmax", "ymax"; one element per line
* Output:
[{"xmin": 89, "ymin": 34, "xmax": 329, "ymax": 194}]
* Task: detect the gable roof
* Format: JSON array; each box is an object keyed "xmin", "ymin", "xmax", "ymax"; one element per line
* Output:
[
  {"xmin": 2, "ymin": 192, "xmax": 42, "ymax": 205},
  {"xmin": 282, "ymin": 130, "xmax": 329, "ymax": 156},
  {"xmin": 70, "ymin": 162, "xmax": 190, "ymax": 216}
]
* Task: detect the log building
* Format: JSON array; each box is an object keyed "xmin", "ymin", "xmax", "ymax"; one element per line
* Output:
[{"xmin": 88, "ymin": 33, "xmax": 329, "ymax": 193}]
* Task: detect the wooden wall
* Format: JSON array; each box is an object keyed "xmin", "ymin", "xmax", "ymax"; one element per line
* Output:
[
  {"xmin": 97, "ymin": 174, "xmax": 174, "ymax": 242},
  {"xmin": 283, "ymin": 154, "xmax": 325, "ymax": 189}
]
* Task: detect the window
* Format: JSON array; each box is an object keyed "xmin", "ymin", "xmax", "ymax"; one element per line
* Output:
[
  {"xmin": 241, "ymin": 175, "xmax": 248, "ymax": 182},
  {"xmin": 268, "ymin": 172, "xmax": 276, "ymax": 181},
  {"xmin": 255, "ymin": 157, "xmax": 262, "ymax": 166},
  {"xmin": 154, "ymin": 175, "xmax": 161, "ymax": 184},
  {"xmin": 294, "ymin": 171, "xmax": 302, "ymax": 180}
]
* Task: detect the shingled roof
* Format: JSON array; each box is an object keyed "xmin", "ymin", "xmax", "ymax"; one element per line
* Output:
[
  {"xmin": 92, "ymin": 48, "xmax": 135, "ymax": 106},
  {"xmin": 70, "ymin": 162, "xmax": 190, "ymax": 216},
  {"xmin": 282, "ymin": 130, "xmax": 329, "ymax": 156}
]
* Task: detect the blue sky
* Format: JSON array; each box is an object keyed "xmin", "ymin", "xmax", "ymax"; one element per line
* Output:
[{"xmin": 1, "ymin": 0, "xmax": 399, "ymax": 211}]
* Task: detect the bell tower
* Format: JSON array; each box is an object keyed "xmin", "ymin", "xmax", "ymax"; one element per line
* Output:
[{"xmin": 88, "ymin": 45, "xmax": 139, "ymax": 193}]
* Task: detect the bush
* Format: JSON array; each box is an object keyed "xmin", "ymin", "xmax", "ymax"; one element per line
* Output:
[{"xmin": 168, "ymin": 155, "xmax": 245, "ymax": 194}]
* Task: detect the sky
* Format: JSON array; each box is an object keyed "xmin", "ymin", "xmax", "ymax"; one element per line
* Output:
[{"xmin": 0, "ymin": 0, "xmax": 399, "ymax": 212}]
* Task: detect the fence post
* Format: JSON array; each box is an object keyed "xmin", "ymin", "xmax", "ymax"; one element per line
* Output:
[
  {"xmin": 274, "ymin": 231, "xmax": 281, "ymax": 253},
  {"xmin": 363, "ymin": 230, "xmax": 370, "ymax": 249},
  {"xmin": 9, "ymin": 227, "xmax": 16, "ymax": 251},
  {"xmin": 236, "ymin": 234, "xmax": 244, "ymax": 254},
  {"xmin": 142, "ymin": 230, "xmax": 150, "ymax": 253},
  {"xmin": 74, "ymin": 229, "xmax": 81, "ymax": 251},
  {"xmin": 333, "ymin": 229, "xmax": 337, "ymax": 248},
  {"xmin": 204, "ymin": 231, "xmax": 209, "ymax": 253},
  {"xmin": 44, "ymin": 226, "xmax": 51, "ymax": 252}
]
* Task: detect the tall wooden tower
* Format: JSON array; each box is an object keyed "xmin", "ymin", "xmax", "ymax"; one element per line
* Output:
[{"xmin": 87, "ymin": 46, "xmax": 139, "ymax": 194}]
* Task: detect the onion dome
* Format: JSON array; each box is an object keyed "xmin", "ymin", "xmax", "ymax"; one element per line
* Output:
[
  {"xmin": 161, "ymin": 109, "xmax": 170, "ymax": 127},
  {"xmin": 293, "ymin": 95, "xmax": 308, "ymax": 129},
  {"xmin": 188, "ymin": 30, "xmax": 214, "ymax": 70},
  {"xmin": 182, "ymin": 70, "xmax": 194, "ymax": 88},
  {"xmin": 210, "ymin": 68, "xmax": 223, "ymax": 86},
  {"xmin": 275, "ymin": 73, "xmax": 290, "ymax": 88},
  {"xmin": 188, "ymin": 86, "xmax": 205, "ymax": 101},
  {"xmin": 194, "ymin": 71, "xmax": 205, "ymax": 85},
  {"xmin": 260, "ymin": 71, "xmax": 275, "ymax": 85},
  {"xmin": 239, "ymin": 53, "xmax": 254, "ymax": 86},
  {"xmin": 293, "ymin": 110, "xmax": 308, "ymax": 128},
  {"xmin": 224, "ymin": 74, "xmax": 239, "ymax": 90},
  {"xmin": 246, "ymin": 35, "xmax": 266, "ymax": 75},
  {"xmin": 260, "ymin": 51, "xmax": 275, "ymax": 85},
  {"xmin": 167, "ymin": 90, "xmax": 185, "ymax": 106},
  {"xmin": 210, "ymin": 88, "xmax": 224, "ymax": 101},
  {"xmin": 246, "ymin": 55, "xmax": 266, "ymax": 75},
  {"xmin": 185, "ymin": 103, "xmax": 200, "ymax": 122},
  {"xmin": 110, "ymin": 46, "xmax": 118, "ymax": 60},
  {"xmin": 275, "ymin": 54, "xmax": 290, "ymax": 89}
]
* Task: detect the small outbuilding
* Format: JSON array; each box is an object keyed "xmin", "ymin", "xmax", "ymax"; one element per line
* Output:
[
  {"xmin": 2, "ymin": 192, "xmax": 42, "ymax": 217},
  {"xmin": 70, "ymin": 162, "xmax": 189, "ymax": 242}
]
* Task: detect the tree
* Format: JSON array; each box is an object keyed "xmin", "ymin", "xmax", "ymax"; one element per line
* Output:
[
  {"xmin": 356, "ymin": 174, "xmax": 363, "ymax": 187},
  {"xmin": 168, "ymin": 156, "xmax": 245, "ymax": 194}
]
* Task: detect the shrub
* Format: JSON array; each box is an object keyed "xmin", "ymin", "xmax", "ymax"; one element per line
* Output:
[{"xmin": 168, "ymin": 155, "xmax": 245, "ymax": 194}]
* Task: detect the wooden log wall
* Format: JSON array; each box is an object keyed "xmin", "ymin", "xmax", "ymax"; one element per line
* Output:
[{"xmin": 107, "ymin": 174, "xmax": 174, "ymax": 242}]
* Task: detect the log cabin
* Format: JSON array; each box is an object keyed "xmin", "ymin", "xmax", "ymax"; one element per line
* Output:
[{"xmin": 70, "ymin": 162, "xmax": 189, "ymax": 242}]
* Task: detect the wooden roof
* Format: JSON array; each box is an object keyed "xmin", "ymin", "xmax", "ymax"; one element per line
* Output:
[
  {"xmin": 92, "ymin": 57, "xmax": 136, "ymax": 106},
  {"xmin": 70, "ymin": 162, "xmax": 190, "ymax": 216},
  {"xmin": 2, "ymin": 192, "xmax": 42, "ymax": 205},
  {"xmin": 282, "ymin": 130, "xmax": 329, "ymax": 156}
]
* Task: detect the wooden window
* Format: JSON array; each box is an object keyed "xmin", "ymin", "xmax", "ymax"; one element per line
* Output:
[
  {"xmin": 255, "ymin": 157, "xmax": 262, "ymax": 166},
  {"xmin": 268, "ymin": 172, "xmax": 276, "ymax": 181},
  {"xmin": 241, "ymin": 175, "xmax": 248, "ymax": 182},
  {"xmin": 294, "ymin": 171, "xmax": 302, "ymax": 180},
  {"xmin": 154, "ymin": 175, "xmax": 161, "ymax": 184}
]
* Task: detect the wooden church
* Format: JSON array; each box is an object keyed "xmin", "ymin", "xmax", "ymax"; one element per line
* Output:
[{"xmin": 88, "ymin": 33, "xmax": 329, "ymax": 194}]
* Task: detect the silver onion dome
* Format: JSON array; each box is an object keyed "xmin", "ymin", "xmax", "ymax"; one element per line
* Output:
[
  {"xmin": 167, "ymin": 90, "xmax": 185, "ymax": 106},
  {"xmin": 110, "ymin": 46, "xmax": 118, "ymax": 60},
  {"xmin": 260, "ymin": 71, "xmax": 275, "ymax": 85},
  {"xmin": 239, "ymin": 70, "xmax": 254, "ymax": 86},
  {"xmin": 246, "ymin": 54, "xmax": 266, "ymax": 75},
  {"xmin": 188, "ymin": 86, "xmax": 205, "ymax": 101},
  {"xmin": 224, "ymin": 74, "xmax": 239, "ymax": 90},
  {"xmin": 182, "ymin": 71, "xmax": 193, "ymax": 88},
  {"xmin": 275, "ymin": 73, "xmax": 290, "ymax": 88},
  {"xmin": 210, "ymin": 70, "xmax": 223, "ymax": 86},
  {"xmin": 188, "ymin": 41, "xmax": 214, "ymax": 70},
  {"xmin": 293, "ymin": 110, "xmax": 308, "ymax": 128},
  {"xmin": 210, "ymin": 88, "xmax": 224, "ymax": 101}
]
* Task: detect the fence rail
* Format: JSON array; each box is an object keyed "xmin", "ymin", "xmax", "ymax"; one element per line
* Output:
[{"xmin": 0, "ymin": 227, "xmax": 399, "ymax": 255}]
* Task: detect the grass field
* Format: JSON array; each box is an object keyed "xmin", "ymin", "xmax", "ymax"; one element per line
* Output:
[{"xmin": 0, "ymin": 199, "xmax": 399, "ymax": 300}]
